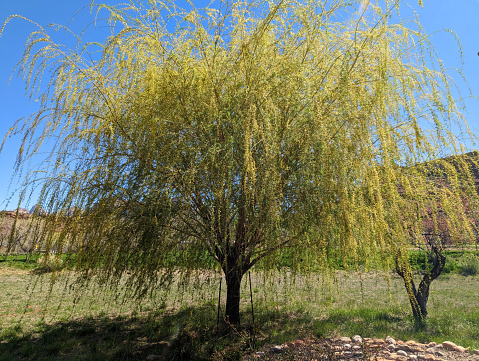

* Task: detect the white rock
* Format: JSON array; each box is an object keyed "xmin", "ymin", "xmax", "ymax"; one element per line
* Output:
[
  {"xmin": 397, "ymin": 344, "xmax": 412, "ymax": 352},
  {"xmin": 386, "ymin": 336, "xmax": 397, "ymax": 345},
  {"xmin": 397, "ymin": 350, "xmax": 408, "ymax": 357},
  {"xmin": 442, "ymin": 341, "xmax": 457, "ymax": 351},
  {"xmin": 340, "ymin": 336, "xmax": 352, "ymax": 343},
  {"xmin": 271, "ymin": 345, "xmax": 284, "ymax": 354},
  {"xmin": 352, "ymin": 335, "xmax": 363, "ymax": 344},
  {"xmin": 343, "ymin": 343, "xmax": 351, "ymax": 350}
]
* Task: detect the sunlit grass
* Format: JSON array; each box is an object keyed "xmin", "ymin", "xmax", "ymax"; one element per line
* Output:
[{"xmin": 0, "ymin": 265, "xmax": 478, "ymax": 360}]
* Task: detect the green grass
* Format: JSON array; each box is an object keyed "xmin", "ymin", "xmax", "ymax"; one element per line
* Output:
[
  {"xmin": 0, "ymin": 266, "xmax": 478, "ymax": 360},
  {"xmin": 407, "ymin": 249, "xmax": 479, "ymax": 275},
  {"xmin": 0, "ymin": 254, "xmax": 43, "ymax": 270}
]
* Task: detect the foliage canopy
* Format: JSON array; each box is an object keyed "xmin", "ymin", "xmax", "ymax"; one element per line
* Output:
[{"xmin": 1, "ymin": 0, "xmax": 478, "ymax": 323}]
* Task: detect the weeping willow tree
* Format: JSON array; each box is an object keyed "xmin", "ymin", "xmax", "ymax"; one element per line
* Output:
[
  {"xmin": 394, "ymin": 151, "xmax": 479, "ymax": 320},
  {"xmin": 1, "ymin": 0, "xmax": 477, "ymax": 325}
]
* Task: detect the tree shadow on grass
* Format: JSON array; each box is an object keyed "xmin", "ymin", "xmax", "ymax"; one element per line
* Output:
[
  {"xmin": 0, "ymin": 305, "xmax": 452, "ymax": 361},
  {"xmin": 0, "ymin": 301, "xmax": 328, "ymax": 361},
  {"xmin": 0, "ymin": 303, "xmax": 275, "ymax": 361}
]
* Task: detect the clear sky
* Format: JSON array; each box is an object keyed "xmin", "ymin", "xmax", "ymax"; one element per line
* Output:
[{"xmin": 1, "ymin": 0, "xmax": 478, "ymax": 211}]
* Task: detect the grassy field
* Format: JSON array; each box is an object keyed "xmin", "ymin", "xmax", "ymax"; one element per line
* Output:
[{"xmin": 0, "ymin": 260, "xmax": 478, "ymax": 361}]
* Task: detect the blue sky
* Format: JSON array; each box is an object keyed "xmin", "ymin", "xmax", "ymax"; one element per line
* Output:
[{"xmin": 1, "ymin": 0, "xmax": 479, "ymax": 210}]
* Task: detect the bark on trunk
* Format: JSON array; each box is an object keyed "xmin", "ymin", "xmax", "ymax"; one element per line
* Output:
[
  {"xmin": 225, "ymin": 270, "xmax": 243, "ymax": 326},
  {"xmin": 396, "ymin": 250, "xmax": 445, "ymax": 321},
  {"xmin": 406, "ymin": 278, "xmax": 428, "ymax": 320},
  {"xmin": 215, "ymin": 207, "xmax": 252, "ymax": 326}
]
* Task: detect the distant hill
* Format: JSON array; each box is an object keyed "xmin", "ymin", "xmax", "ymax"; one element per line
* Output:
[
  {"xmin": 0, "ymin": 210, "xmax": 31, "ymax": 219},
  {"xmin": 421, "ymin": 150, "xmax": 479, "ymax": 190},
  {"xmin": 30, "ymin": 204, "xmax": 48, "ymax": 216}
]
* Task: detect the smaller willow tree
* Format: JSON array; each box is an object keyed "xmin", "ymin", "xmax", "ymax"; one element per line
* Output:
[
  {"xmin": 394, "ymin": 152, "xmax": 479, "ymax": 320},
  {"xmin": 1, "ymin": 0, "xmax": 477, "ymax": 325}
]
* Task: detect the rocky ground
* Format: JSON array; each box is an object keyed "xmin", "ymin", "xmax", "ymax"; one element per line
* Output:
[{"xmin": 241, "ymin": 335, "xmax": 479, "ymax": 361}]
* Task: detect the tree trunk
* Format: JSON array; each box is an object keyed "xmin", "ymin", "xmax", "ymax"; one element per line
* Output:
[
  {"xmin": 404, "ymin": 276, "xmax": 428, "ymax": 320},
  {"xmin": 225, "ymin": 269, "xmax": 243, "ymax": 326},
  {"xmin": 396, "ymin": 250, "xmax": 445, "ymax": 321},
  {"xmin": 215, "ymin": 212, "xmax": 252, "ymax": 326}
]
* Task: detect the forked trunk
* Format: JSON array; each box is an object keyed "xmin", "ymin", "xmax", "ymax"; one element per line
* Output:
[
  {"xmin": 405, "ymin": 276, "xmax": 429, "ymax": 320},
  {"xmin": 396, "ymin": 251, "xmax": 446, "ymax": 321}
]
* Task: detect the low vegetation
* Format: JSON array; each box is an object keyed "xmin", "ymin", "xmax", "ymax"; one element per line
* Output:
[
  {"xmin": 0, "ymin": 252, "xmax": 478, "ymax": 360},
  {"xmin": 458, "ymin": 254, "xmax": 479, "ymax": 276}
]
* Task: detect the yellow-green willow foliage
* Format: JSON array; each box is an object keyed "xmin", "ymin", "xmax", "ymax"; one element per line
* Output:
[{"xmin": 1, "ymin": 0, "xmax": 477, "ymax": 323}]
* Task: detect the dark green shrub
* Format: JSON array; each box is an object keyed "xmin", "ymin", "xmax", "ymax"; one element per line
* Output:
[
  {"xmin": 458, "ymin": 254, "xmax": 479, "ymax": 276},
  {"xmin": 408, "ymin": 250, "xmax": 462, "ymax": 275}
]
